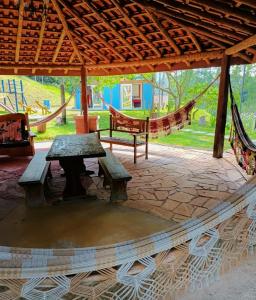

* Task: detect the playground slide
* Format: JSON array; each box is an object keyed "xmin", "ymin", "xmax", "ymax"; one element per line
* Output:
[{"xmin": 0, "ymin": 102, "xmax": 15, "ymax": 113}]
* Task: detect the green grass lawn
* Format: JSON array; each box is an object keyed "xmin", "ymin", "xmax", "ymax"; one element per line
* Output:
[
  {"xmin": 0, "ymin": 75, "xmax": 72, "ymax": 108},
  {"xmin": 31, "ymin": 109, "xmax": 232, "ymax": 151}
]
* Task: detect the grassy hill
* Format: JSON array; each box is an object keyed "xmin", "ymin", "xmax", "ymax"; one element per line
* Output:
[{"xmin": 0, "ymin": 75, "xmax": 73, "ymax": 110}]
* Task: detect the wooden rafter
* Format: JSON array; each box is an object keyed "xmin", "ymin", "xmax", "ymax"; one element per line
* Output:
[
  {"xmin": 15, "ymin": 0, "xmax": 24, "ymax": 63},
  {"xmin": 82, "ymin": 0, "xmax": 143, "ymax": 60},
  {"xmin": 145, "ymin": 10, "xmax": 181, "ymax": 55},
  {"xmin": 226, "ymin": 34, "xmax": 256, "ymax": 55},
  {"xmin": 236, "ymin": 53, "xmax": 252, "ymax": 63},
  {"xmin": 0, "ymin": 0, "xmax": 256, "ymax": 76},
  {"xmin": 155, "ymin": 0, "xmax": 254, "ymax": 36},
  {"xmin": 111, "ymin": 0, "xmax": 162, "ymax": 58},
  {"xmin": 69, "ymin": 51, "xmax": 77, "ymax": 64},
  {"xmin": 158, "ymin": 8, "xmax": 245, "ymax": 41},
  {"xmin": 132, "ymin": 0, "xmax": 235, "ymax": 47},
  {"xmin": 35, "ymin": 19, "xmax": 46, "ymax": 63},
  {"xmin": 192, "ymin": 0, "xmax": 256, "ymax": 24},
  {"xmin": 51, "ymin": 0, "xmax": 84, "ymax": 64},
  {"xmin": 69, "ymin": 30, "xmax": 106, "ymax": 63},
  {"xmin": 52, "ymin": 30, "xmax": 66, "ymax": 62},
  {"xmin": 187, "ymin": 31, "xmax": 202, "ymax": 52},
  {"xmin": 235, "ymin": 0, "xmax": 256, "ymax": 9},
  {"xmin": 57, "ymin": 0, "xmax": 126, "ymax": 62},
  {"xmin": 88, "ymin": 50, "xmax": 224, "ymax": 70}
]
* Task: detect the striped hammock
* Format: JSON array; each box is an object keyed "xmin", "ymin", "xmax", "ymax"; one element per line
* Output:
[
  {"xmin": 29, "ymin": 90, "xmax": 74, "ymax": 127},
  {"xmin": 229, "ymin": 79, "xmax": 256, "ymax": 175},
  {"xmin": 108, "ymin": 74, "xmax": 220, "ymax": 138}
]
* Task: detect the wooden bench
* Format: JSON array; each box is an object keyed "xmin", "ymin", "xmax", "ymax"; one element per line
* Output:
[
  {"xmin": 98, "ymin": 149, "xmax": 132, "ymax": 202},
  {"xmin": 0, "ymin": 113, "xmax": 35, "ymax": 157},
  {"xmin": 18, "ymin": 151, "xmax": 52, "ymax": 207},
  {"xmin": 98, "ymin": 111, "xmax": 149, "ymax": 164}
]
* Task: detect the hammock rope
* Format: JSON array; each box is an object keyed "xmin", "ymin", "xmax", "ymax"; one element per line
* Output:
[
  {"xmin": 29, "ymin": 90, "xmax": 74, "ymax": 127},
  {"xmin": 106, "ymin": 74, "xmax": 220, "ymax": 138},
  {"xmin": 229, "ymin": 76, "xmax": 256, "ymax": 175}
]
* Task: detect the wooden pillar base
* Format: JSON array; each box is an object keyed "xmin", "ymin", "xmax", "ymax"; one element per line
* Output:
[{"xmin": 213, "ymin": 55, "xmax": 230, "ymax": 158}]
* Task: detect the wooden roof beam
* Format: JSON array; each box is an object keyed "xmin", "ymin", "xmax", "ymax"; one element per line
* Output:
[
  {"xmin": 145, "ymin": 10, "xmax": 181, "ymax": 55},
  {"xmin": 111, "ymin": 0, "xmax": 162, "ymax": 58},
  {"xmin": 15, "ymin": 0, "xmax": 24, "ymax": 63},
  {"xmin": 88, "ymin": 50, "xmax": 224, "ymax": 70},
  {"xmin": 186, "ymin": 30, "xmax": 202, "ymax": 52},
  {"xmin": 236, "ymin": 53, "xmax": 252, "ymax": 63},
  {"xmin": 162, "ymin": 8, "xmax": 245, "ymax": 41},
  {"xmin": 0, "ymin": 64, "xmax": 82, "ymax": 70},
  {"xmin": 51, "ymin": 0, "xmax": 84, "ymax": 64},
  {"xmin": 226, "ymin": 34, "xmax": 256, "ymax": 55},
  {"xmin": 71, "ymin": 30, "xmax": 108, "ymax": 63},
  {"xmin": 52, "ymin": 29, "xmax": 66, "ymax": 62},
  {"xmin": 34, "ymin": 18, "xmax": 46, "ymax": 63},
  {"xmin": 155, "ymin": 0, "xmax": 254, "ymax": 36},
  {"xmin": 235, "ymin": 0, "xmax": 256, "ymax": 9},
  {"xmin": 57, "ymin": 0, "xmax": 126, "ymax": 62},
  {"xmin": 69, "ymin": 51, "xmax": 76, "ymax": 64},
  {"xmin": 132, "ymin": 0, "xmax": 236, "ymax": 47},
  {"xmin": 192, "ymin": 0, "xmax": 256, "ymax": 24},
  {"xmin": 82, "ymin": 0, "xmax": 143, "ymax": 60}
]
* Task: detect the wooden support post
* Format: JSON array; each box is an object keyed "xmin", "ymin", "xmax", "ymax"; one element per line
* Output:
[
  {"xmin": 213, "ymin": 55, "xmax": 230, "ymax": 158},
  {"xmin": 81, "ymin": 66, "xmax": 89, "ymax": 133}
]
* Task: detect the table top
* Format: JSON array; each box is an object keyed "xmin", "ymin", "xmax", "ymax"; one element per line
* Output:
[{"xmin": 46, "ymin": 133, "xmax": 106, "ymax": 160}]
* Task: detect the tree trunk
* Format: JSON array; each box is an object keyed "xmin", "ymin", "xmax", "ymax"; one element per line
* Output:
[{"xmin": 60, "ymin": 83, "xmax": 66, "ymax": 124}]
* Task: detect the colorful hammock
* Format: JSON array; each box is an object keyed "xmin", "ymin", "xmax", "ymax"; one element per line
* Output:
[
  {"xmin": 108, "ymin": 74, "xmax": 220, "ymax": 138},
  {"xmin": 229, "ymin": 79, "xmax": 256, "ymax": 175},
  {"xmin": 29, "ymin": 91, "xmax": 74, "ymax": 127}
]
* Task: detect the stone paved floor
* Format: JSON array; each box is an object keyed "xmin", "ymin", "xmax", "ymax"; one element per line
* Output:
[
  {"xmin": 0, "ymin": 143, "xmax": 249, "ymax": 227},
  {"xmin": 98, "ymin": 144, "xmax": 249, "ymax": 223}
]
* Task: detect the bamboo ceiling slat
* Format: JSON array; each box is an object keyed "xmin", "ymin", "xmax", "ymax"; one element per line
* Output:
[{"xmin": 0, "ymin": 0, "xmax": 255, "ymax": 76}]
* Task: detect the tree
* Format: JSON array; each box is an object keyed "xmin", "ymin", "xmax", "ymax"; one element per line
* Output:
[{"xmin": 142, "ymin": 68, "xmax": 219, "ymax": 113}]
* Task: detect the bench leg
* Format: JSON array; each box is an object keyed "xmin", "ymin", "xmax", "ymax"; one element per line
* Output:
[
  {"xmin": 98, "ymin": 162, "xmax": 104, "ymax": 177},
  {"xmin": 145, "ymin": 141, "xmax": 148, "ymax": 160},
  {"xmin": 47, "ymin": 163, "xmax": 53, "ymax": 178},
  {"xmin": 110, "ymin": 180, "xmax": 128, "ymax": 202},
  {"xmin": 23, "ymin": 184, "xmax": 45, "ymax": 207}
]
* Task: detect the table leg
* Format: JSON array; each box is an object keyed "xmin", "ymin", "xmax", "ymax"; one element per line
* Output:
[{"xmin": 59, "ymin": 158, "xmax": 86, "ymax": 199}]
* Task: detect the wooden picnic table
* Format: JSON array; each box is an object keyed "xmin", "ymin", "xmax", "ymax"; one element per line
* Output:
[{"xmin": 46, "ymin": 133, "xmax": 106, "ymax": 199}]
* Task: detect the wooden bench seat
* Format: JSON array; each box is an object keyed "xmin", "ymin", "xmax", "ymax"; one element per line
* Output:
[
  {"xmin": 100, "ymin": 136, "xmax": 145, "ymax": 146},
  {"xmin": 0, "ymin": 140, "xmax": 30, "ymax": 148},
  {"xmin": 98, "ymin": 149, "xmax": 132, "ymax": 202},
  {"xmin": 18, "ymin": 151, "xmax": 52, "ymax": 207},
  {"xmin": 97, "ymin": 110, "xmax": 149, "ymax": 164}
]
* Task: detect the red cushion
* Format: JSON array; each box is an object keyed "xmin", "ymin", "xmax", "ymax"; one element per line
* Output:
[{"xmin": 0, "ymin": 119, "xmax": 22, "ymax": 143}]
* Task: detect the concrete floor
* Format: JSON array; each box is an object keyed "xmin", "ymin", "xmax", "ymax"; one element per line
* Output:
[{"xmin": 0, "ymin": 199, "xmax": 173, "ymax": 248}]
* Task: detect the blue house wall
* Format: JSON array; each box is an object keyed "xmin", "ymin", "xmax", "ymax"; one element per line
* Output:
[
  {"xmin": 75, "ymin": 89, "xmax": 81, "ymax": 110},
  {"xmin": 142, "ymin": 83, "xmax": 153, "ymax": 110},
  {"xmin": 75, "ymin": 83, "xmax": 153, "ymax": 110}
]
